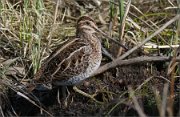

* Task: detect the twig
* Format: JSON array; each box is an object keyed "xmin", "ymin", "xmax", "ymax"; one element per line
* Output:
[
  {"xmin": 117, "ymin": 0, "xmax": 131, "ymax": 56},
  {"xmin": 118, "ymin": 14, "xmax": 180, "ymax": 60},
  {"xmin": 0, "ymin": 79, "xmax": 53, "ymax": 117},
  {"xmin": 161, "ymin": 83, "xmax": 169, "ymax": 117},
  {"xmin": 135, "ymin": 76, "xmax": 153, "ymax": 91},
  {"xmin": 101, "ymin": 46, "xmax": 115, "ymax": 60},
  {"xmin": 73, "ymin": 86, "xmax": 103, "ymax": 104},
  {"xmin": 46, "ymin": 0, "xmax": 60, "ymax": 51},
  {"xmin": 92, "ymin": 56, "xmax": 180, "ymax": 77},
  {"xmin": 91, "ymin": 14, "xmax": 180, "ymax": 76},
  {"xmin": 152, "ymin": 86, "xmax": 162, "ymax": 117},
  {"xmin": 96, "ymin": 28, "xmax": 128, "ymax": 50},
  {"xmin": 107, "ymin": 98, "xmax": 126, "ymax": 115},
  {"xmin": 128, "ymin": 87, "xmax": 147, "ymax": 117},
  {"xmin": 129, "ymin": 11, "xmax": 174, "ymax": 47},
  {"xmin": 143, "ymin": 45, "xmax": 179, "ymax": 49},
  {"xmin": 167, "ymin": 49, "xmax": 178, "ymax": 116}
]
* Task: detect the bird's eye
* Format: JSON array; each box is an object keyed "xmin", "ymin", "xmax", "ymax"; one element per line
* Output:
[{"xmin": 86, "ymin": 21, "xmax": 90, "ymax": 25}]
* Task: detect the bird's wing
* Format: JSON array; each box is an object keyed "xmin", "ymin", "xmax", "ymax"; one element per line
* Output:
[{"xmin": 35, "ymin": 38, "xmax": 92, "ymax": 83}]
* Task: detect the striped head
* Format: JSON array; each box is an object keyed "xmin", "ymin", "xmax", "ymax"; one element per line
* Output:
[{"xmin": 76, "ymin": 16, "xmax": 98, "ymax": 36}]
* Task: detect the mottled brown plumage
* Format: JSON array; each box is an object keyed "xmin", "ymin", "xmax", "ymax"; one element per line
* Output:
[{"xmin": 30, "ymin": 16, "xmax": 102, "ymax": 89}]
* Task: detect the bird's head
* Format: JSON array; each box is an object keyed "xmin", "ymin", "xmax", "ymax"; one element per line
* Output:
[
  {"xmin": 76, "ymin": 16, "xmax": 128, "ymax": 50},
  {"xmin": 76, "ymin": 16, "xmax": 98, "ymax": 35}
]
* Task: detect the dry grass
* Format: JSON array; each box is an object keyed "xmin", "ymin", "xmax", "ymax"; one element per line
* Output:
[{"xmin": 0, "ymin": 0, "xmax": 179, "ymax": 116}]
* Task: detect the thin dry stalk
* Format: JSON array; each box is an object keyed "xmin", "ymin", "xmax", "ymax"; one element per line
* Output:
[
  {"xmin": 161, "ymin": 83, "xmax": 169, "ymax": 117},
  {"xmin": 92, "ymin": 56, "xmax": 180, "ymax": 77},
  {"xmin": 152, "ymin": 83, "xmax": 169, "ymax": 117},
  {"xmin": 0, "ymin": 79, "xmax": 53, "ymax": 117},
  {"xmin": 152, "ymin": 86, "xmax": 162, "ymax": 116},
  {"xmin": 143, "ymin": 45, "xmax": 179, "ymax": 49},
  {"xmin": 167, "ymin": 50, "xmax": 178, "ymax": 116},
  {"xmin": 46, "ymin": 0, "xmax": 60, "ymax": 50},
  {"xmin": 128, "ymin": 11, "xmax": 173, "ymax": 47},
  {"xmin": 118, "ymin": 14, "xmax": 180, "ymax": 60},
  {"xmin": 92, "ymin": 15, "xmax": 180, "ymax": 76},
  {"xmin": 117, "ymin": 0, "xmax": 131, "ymax": 56},
  {"xmin": 128, "ymin": 86, "xmax": 147, "ymax": 117}
]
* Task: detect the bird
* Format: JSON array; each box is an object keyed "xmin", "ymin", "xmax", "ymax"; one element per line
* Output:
[
  {"xmin": 27, "ymin": 16, "xmax": 102, "ymax": 91},
  {"xmin": 24, "ymin": 16, "xmax": 127, "ymax": 104}
]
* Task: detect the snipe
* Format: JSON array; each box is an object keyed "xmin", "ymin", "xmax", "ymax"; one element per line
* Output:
[{"xmin": 28, "ymin": 16, "xmax": 102, "ymax": 90}]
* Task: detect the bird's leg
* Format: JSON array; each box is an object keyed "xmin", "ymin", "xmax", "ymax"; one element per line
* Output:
[
  {"xmin": 57, "ymin": 86, "xmax": 70, "ymax": 108},
  {"xmin": 57, "ymin": 89, "xmax": 61, "ymax": 106},
  {"xmin": 73, "ymin": 86, "xmax": 103, "ymax": 104},
  {"xmin": 62, "ymin": 86, "xmax": 69, "ymax": 101},
  {"xmin": 57, "ymin": 86, "xmax": 67, "ymax": 101}
]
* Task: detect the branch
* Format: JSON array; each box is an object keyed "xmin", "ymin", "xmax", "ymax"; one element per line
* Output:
[
  {"xmin": 91, "ymin": 15, "xmax": 180, "ymax": 77},
  {"xmin": 92, "ymin": 56, "xmax": 180, "ymax": 76},
  {"xmin": 118, "ymin": 14, "xmax": 180, "ymax": 60}
]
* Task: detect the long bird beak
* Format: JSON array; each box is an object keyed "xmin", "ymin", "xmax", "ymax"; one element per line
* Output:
[{"xmin": 89, "ymin": 22, "xmax": 128, "ymax": 50}]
